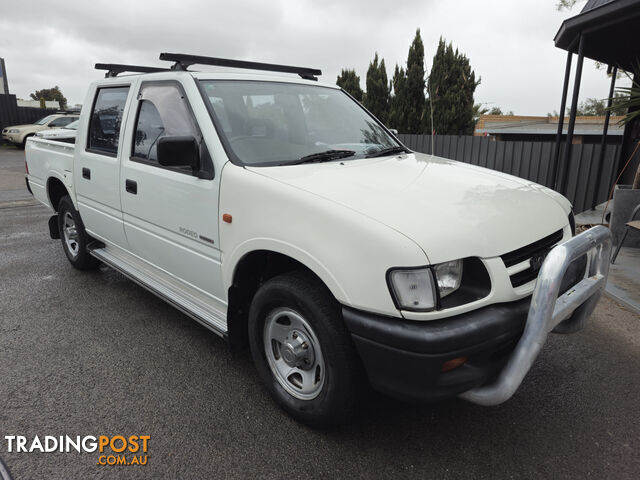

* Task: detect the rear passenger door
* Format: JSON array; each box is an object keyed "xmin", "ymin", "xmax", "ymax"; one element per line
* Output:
[
  {"xmin": 75, "ymin": 85, "xmax": 132, "ymax": 248},
  {"xmin": 119, "ymin": 80, "xmax": 224, "ymax": 308}
]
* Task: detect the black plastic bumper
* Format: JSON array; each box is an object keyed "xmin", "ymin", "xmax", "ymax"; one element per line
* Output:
[
  {"xmin": 25, "ymin": 176, "xmax": 33, "ymax": 195},
  {"xmin": 343, "ymin": 298, "xmax": 531, "ymax": 402}
]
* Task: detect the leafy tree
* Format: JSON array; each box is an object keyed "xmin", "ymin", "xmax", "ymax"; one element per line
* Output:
[
  {"xmin": 428, "ymin": 38, "xmax": 480, "ymax": 135},
  {"xmin": 548, "ymin": 95, "xmax": 627, "ymax": 117},
  {"xmin": 404, "ymin": 29, "xmax": 427, "ymax": 134},
  {"xmin": 571, "ymin": 95, "xmax": 628, "ymax": 116},
  {"xmin": 473, "ymin": 103, "xmax": 489, "ymax": 125},
  {"xmin": 336, "ymin": 69, "xmax": 364, "ymax": 102},
  {"xmin": 488, "ymin": 106, "xmax": 503, "ymax": 115},
  {"xmin": 556, "ymin": 0, "xmax": 578, "ymax": 10},
  {"xmin": 363, "ymin": 53, "xmax": 390, "ymax": 124},
  {"xmin": 611, "ymin": 67, "xmax": 640, "ymax": 188},
  {"xmin": 29, "ymin": 86, "xmax": 67, "ymax": 109},
  {"xmin": 388, "ymin": 64, "xmax": 408, "ymax": 132}
]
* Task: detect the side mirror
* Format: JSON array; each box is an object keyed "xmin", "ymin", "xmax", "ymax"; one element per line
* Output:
[{"xmin": 157, "ymin": 136, "xmax": 200, "ymax": 172}]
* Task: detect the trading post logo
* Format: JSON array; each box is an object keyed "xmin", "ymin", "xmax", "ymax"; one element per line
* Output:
[{"xmin": 3, "ymin": 435, "xmax": 150, "ymax": 466}]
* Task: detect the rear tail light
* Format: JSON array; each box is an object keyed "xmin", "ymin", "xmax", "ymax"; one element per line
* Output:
[{"xmin": 25, "ymin": 160, "xmax": 29, "ymax": 175}]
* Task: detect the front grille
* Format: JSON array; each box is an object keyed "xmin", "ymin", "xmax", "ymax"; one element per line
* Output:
[{"xmin": 501, "ymin": 229, "xmax": 564, "ymax": 288}]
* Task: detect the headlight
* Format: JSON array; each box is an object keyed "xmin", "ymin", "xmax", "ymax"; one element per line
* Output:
[
  {"xmin": 388, "ymin": 260, "xmax": 464, "ymax": 311},
  {"xmin": 388, "ymin": 268, "xmax": 437, "ymax": 311},
  {"xmin": 8, "ymin": 129, "xmax": 19, "ymax": 133},
  {"xmin": 434, "ymin": 260, "xmax": 463, "ymax": 298}
]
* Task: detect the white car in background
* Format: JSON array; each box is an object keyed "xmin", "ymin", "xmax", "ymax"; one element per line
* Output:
[
  {"xmin": 2, "ymin": 114, "xmax": 79, "ymax": 148},
  {"xmin": 35, "ymin": 119, "xmax": 79, "ymax": 143}
]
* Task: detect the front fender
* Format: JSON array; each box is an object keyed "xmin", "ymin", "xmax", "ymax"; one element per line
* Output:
[{"xmin": 219, "ymin": 164, "xmax": 429, "ymax": 317}]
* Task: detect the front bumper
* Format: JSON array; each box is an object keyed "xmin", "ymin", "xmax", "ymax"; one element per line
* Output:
[
  {"xmin": 2, "ymin": 133, "xmax": 18, "ymax": 143},
  {"xmin": 344, "ymin": 226, "xmax": 612, "ymax": 404},
  {"xmin": 343, "ymin": 298, "xmax": 530, "ymax": 402}
]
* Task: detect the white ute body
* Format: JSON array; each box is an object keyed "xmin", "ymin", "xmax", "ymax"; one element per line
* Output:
[
  {"xmin": 25, "ymin": 62, "xmax": 608, "ymax": 421},
  {"xmin": 26, "ymin": 70, "xmax": 572, "ymax": 325}
]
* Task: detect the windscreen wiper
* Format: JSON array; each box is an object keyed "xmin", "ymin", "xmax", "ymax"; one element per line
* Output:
[
  {"xmin": 289, "ymin": 149, "xmax": 356, "ymax": 165},
  {"xmin": 365, "ymin": 146, "xmax": 409, "ymax": 158}
]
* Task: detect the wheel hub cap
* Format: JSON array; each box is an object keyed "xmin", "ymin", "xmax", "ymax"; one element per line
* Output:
[
  {"xmin": 62, "ymin": 211, "xmax": 80, "ymax": 257},
  {"xmin": 263, "ymin": 308, "xmax": 325, "ymax": 400},
  {"xmin": 280, "ymin": 330, "xmax": 315, "ymax": 369}
]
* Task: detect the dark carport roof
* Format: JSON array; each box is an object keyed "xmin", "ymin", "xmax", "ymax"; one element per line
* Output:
[{"xmin": 554, "ymin": 0, "xmax": 640, "ymax": 71}]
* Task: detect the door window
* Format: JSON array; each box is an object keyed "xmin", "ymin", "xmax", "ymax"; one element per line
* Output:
[
  {"xmin": 87, "ymin": 87, "xmax": 130, "ymax": 156},
  {"xmin": 132, "ymin": 83, "xmax": 199, "ymax": 166}
]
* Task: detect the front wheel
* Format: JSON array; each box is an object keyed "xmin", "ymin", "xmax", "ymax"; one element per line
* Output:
[
  {"xmin": 57, "ymin": 195, "xmax": 100, "ymax": 270},
  {"xmin": 248, "ymin": 271, "xmax": 363, "ymax": 427},
  {"xmin": 18, "ymin": 134, "xmax": 33, "ymax": 150}
]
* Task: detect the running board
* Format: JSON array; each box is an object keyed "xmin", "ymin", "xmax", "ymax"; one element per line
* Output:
[{"xmin": 88, "ymin": 246, "xmax": 228, "ymax": 339}]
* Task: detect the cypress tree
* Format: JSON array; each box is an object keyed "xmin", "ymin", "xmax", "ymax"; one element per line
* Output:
[
  {"xmin": 388, "ymin": 64, "xmax": 407, "ymax": 132},
  {"xmin": 336, "ymin": 69, "xmax": 364, "ymax": 102},
  {"xmin": 404, "ymin": 29, "xmax": 427, "ymax": 134},
  {"xmin": 428, "ymin": 38, "xmax": 480, "ymax": 135},
  {"xmin": 363, "ymin": 53, "xmax": 390, "ymax": 124}
]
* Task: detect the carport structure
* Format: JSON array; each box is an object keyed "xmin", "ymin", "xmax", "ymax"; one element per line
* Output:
[{"xmin": 552, "ymin": 0, "xmax": 640, "ymax": 206}]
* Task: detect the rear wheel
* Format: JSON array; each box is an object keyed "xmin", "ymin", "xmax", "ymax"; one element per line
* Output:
[
  {"xmin": 248, "ymin": 271, "xmax": 363, "ymax": 427},
  {"xmin": 57, "ymin": 195, "xmax": 100, "ymax": 270}
]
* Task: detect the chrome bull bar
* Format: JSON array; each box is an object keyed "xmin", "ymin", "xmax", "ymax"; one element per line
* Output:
[{"xmin": 460, "ymin": 225, "xmax": 612, "ymax": 406}]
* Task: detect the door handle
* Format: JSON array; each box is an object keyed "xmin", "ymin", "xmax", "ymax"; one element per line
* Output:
[
  {"xmin": 125, "ymin": 179, "xmax": 137, "ymax": 194},
  {"xmin": 82, "ymin": 168, "xmax": 91, "ymax": 180}
]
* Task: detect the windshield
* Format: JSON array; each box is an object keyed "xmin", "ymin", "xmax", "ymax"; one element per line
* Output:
[
  {"xmin": 34, "ymin": 115, "xmax": 57, "ymax": 125},
  {"xmin": 200, "ymin": 81, "xmax": 399, "ymax": 166}
]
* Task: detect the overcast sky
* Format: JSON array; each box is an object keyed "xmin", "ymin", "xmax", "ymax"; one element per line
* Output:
[{"xmin": 0, "ymin": 0, "xmax": 626, "ymax": 115}]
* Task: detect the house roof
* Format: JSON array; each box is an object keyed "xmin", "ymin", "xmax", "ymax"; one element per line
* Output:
[
  {"xmin": 479, "ymin": 124, "xmax": 623, "ymax": 136},
  {"xmin": 580, "ymin": 0, "xmax": 616, "ymax": 12},
  {"xmin": 554, "ymin": 0, "xmax": 640, "ymax": 71},
  {"xmin": 475, "ymin": 115, "xmax": 625, "ymax": 136}
]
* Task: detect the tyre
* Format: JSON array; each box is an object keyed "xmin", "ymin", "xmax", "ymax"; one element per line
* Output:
[
  {"xmin": 18, "ymin": 135, "xmax": 32, "ymax": 150},
  {"xmin": 57, "ymin": 195, "xmax": 100, "ymax": 270},
  {"xmin": 248, "ymin": 271, "xmax": 363, "ymax": 427}
]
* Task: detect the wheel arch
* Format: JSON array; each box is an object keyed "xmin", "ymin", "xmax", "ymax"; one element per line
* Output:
[
  {"xmin": 225, "ymin": 245, "xmax": 348, "ymax": 349},
  {"xmin": 46, "ymin": 176, "xmax": 70, "ymax": 211}
]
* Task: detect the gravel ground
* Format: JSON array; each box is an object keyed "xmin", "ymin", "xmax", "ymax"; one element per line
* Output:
[{"xmin": 1, "ymin": 146, "xmax": 639, "ymax": 479}]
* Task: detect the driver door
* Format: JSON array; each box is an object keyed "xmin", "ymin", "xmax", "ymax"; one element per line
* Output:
[{"xmin": 119, "ymin": 80, "xmax": 225, "ymax": 310}]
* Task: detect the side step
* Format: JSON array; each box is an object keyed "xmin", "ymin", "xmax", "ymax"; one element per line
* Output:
[{"xmin": 88, "ymin": 246, "xmax": 227, "ymax": 339}]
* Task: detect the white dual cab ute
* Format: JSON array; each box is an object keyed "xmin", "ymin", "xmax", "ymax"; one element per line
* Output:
[{"xmin": 25, "ymin": 53, "xmax": 612, "ymax": 426}]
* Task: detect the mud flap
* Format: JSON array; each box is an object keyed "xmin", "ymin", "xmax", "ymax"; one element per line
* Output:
[{"xmin": 48, "ymin": 215, "xmax": 60, "ymax": 239}]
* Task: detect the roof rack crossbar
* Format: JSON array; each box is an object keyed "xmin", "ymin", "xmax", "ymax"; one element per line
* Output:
[
  {"xmin": 158, "ymin": 53, "xmax": 322, "ymax": 81},
  {"xmin": 95, "ymin": 63, "xmax": 169, "ymax": 78}
]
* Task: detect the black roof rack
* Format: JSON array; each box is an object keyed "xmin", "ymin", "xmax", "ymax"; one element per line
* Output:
[
  {"xmin": 95, "ymin": 63, "xmax": 169, "ymax": 78},
  {"xmin": 158, "ymin": 52, "xmax": 322, "ymax": 81}
]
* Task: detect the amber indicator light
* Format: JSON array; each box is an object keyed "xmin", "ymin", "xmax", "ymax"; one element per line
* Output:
[{"xmin": 441, "ymin": 356, "xmax": 468, "ymax": 372}]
